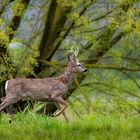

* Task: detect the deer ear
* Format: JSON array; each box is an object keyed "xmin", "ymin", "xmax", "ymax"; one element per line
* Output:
[{"xmin": 68, "ymin": 53, "xmax": 76, "ymax": 62}]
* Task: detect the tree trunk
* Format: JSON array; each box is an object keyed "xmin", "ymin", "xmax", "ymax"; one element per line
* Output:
[{"xmin": 0, "ymin": 0, "xmax": 30, "ymax": 99}]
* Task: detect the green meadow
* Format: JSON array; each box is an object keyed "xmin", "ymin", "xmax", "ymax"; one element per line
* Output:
[{"xmin": 0, "ymin": 112, "xmax": 140, "ymax": 140}]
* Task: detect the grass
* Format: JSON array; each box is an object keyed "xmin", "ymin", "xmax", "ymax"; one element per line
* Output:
[{"xmin": 0, "ymin": 112, "xmax": 140, "ymax": 140}]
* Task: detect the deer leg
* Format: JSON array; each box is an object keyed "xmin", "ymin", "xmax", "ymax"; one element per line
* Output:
[
  {"xmin": 0, "ymin": 99, "xmax": 12, "ymax": 123},
  {"xmin": 54, "ymin": 104, "xmax": 67, "ymax": 117},
  {"xmin": 6, "ymin": 106, "xmax": 14, "ymax": 123},
  {"xmin": 62, "ymin": 111, "xmax": 69, "ymax": 123},
  {"xmin": 52, "ymin": 97, "xmax": 67, "ymax": 117},
  {"xmin": 5, "ymin": 92, "xmax": 15, "ymax": 123},
  {"xmin": 54, "ymin": 102, "xmax": 69, "ymax": 122},
  {"xmin": 0, "ymin": 94, "xmax": 21, "ymax": 113},
  {"xmin": 0, "ymin": 94, "xmax": 21, "ymax": 123},
  {"xmin": 59, "ymin": 104, "xmax": 69, "ymax": 122},
  {"xmin": 0, "ymin": 100, "xmax": 10, "ymax": 112}
]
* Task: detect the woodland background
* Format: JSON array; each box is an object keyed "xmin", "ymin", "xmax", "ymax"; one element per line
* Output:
[{"xmin": 0, "ymin": 0, "xmax": 140, "ymax": 119}]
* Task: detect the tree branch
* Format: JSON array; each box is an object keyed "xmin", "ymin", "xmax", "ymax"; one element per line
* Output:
[
  {"xmin": 0, "ymin": 0, "xmax": 14, "ymax": 17},
  {"xmin": 86, "ymin": 64, "xmax": 140, "ymax": 72}
]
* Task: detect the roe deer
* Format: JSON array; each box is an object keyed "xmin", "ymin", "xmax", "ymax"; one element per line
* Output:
[{"xmin": 0, "ymin": 51, "xmax": 87, "ymax": 122}]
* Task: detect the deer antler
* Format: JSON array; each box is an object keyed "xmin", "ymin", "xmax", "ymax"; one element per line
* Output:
[
  {"xmin": 74, "ymin": 48, "xmax": 79, "ymax": 57},
  {"xmin": 70, "ymin": 46, "xmax": 79, "ymax": 56}
]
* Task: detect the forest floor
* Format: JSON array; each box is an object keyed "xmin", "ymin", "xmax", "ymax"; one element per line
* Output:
[{"xmin": 0, "ymin": 112, "xmax": 140, "ymax": 140}]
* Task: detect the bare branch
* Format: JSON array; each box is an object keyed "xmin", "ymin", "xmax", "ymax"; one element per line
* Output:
[
  {"xmin": 121, "ymin": 71, "xmax": 140, "ymax": 89},
  {"xmin": 86, "ymin": 64, "xmax": 140, "ymax": 72}
]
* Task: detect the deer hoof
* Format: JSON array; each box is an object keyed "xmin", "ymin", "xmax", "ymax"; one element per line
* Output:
[{"xmin": 53, "ymin": 112, "xmax": 60, "ymax": 117}]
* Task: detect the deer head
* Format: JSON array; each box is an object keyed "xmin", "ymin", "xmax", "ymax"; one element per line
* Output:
[{"xmin": 68, "ymin": 48, "xmax": 87, "ymax": 73}]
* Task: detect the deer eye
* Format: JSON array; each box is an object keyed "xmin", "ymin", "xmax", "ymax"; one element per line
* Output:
[{"xmin": 78, "ymin": 64, "xmax": 81, "ymax": 66}]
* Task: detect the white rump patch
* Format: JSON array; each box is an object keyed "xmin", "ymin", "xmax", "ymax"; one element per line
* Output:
[{"xmin": 5, "ymin": 81, "xmax": 8, "ymax": 91}]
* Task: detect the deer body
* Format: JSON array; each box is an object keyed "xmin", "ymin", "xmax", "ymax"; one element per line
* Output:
[
  {"xmin": 5, "ymin": 78, "xmax": 68, "ymax": 102},
  {"xmin": 0, "ymin": 52, "xmax": 87, "ymax": 122}
]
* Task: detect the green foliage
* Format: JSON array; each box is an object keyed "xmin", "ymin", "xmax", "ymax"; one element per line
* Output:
[
  {"xmin": 57, "ymin": 0, "xmax": 81, "ymax": 8},
  {"xmin": 11, "ymin": 0, "xmax": 27, "ymax": 16},
  {"xmin": 0, "ymin": 31, "xmax": 9, "ymax": 46},
  {"xmin": 10, "ymin": 43, "xmax": 39, "ymax": 77}
]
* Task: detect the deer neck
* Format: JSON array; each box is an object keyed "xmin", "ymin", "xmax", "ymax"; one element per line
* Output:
[{"xmin": 59, "ymin": 64, "xmax": 76, "ymax": 87}]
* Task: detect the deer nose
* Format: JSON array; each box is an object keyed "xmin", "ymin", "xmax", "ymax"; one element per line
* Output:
[{"xmin": 83, "ymin": 68, "xmax": 88, "ymax": 72}]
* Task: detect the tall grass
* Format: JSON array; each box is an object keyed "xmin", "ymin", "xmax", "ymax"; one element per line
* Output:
[{"xmin": 0, "ymin": 112, "xmax": 140, "ymax": 140}]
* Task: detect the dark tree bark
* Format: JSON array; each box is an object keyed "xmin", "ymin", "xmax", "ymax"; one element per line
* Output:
[
  {"xmin": 35, "ymin": 1, "xmax": 94, "ymax": 75},
  {"xmin": 0, "ymin": 0, "xmax": 30, "ymax": 99},
  {"xmin": 0, "ymin": 0, "xmax": 30, "ymax": 55},
  {"xmin": 35, "ymin": 0, "xmax": 71, "ymax": 74},
  {"xmin": 0, "ymin": 0, "xmax": 14, "ymax": 17}
]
